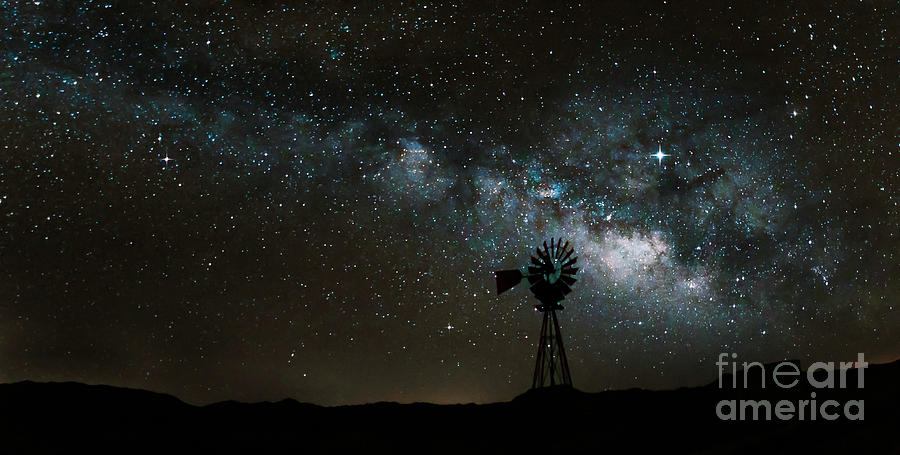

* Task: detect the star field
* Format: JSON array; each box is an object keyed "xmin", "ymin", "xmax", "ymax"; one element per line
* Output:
[{"xmin": 0, "ymin": 1, "xmax": 897, "ymax": 405}]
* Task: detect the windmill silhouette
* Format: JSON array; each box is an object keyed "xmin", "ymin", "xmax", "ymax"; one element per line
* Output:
[{"xmin": 495, "ymin": 238, "xmax": 578, "ymax": 388}]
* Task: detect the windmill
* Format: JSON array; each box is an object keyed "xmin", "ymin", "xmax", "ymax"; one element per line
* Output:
[{"xmin": 495, "ymin": 238, "xmax": 578, "ymax": 388}]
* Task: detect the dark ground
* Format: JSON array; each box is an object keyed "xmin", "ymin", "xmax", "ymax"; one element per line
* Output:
[{"xmin": 1, "ymin": 360, "xmax": 897, "ymax": 454}]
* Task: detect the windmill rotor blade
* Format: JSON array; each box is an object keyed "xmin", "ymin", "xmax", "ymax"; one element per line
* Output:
[
  {"xmin": 560, "ymin": 275, "xmax": 577, "ymax": 286},
  {"xmin": 561, "ymin": 247, "xmax": 574, "ymax": 263},
  {"xmin": 562, "ymin": 256, "xmax": 578, "ymax": 268},
  {"xmin": 531, "ymin": 256, "xmax": 543, "ymax": 267},
  {"xmin": 549, "ymin": 285, "xmax": 565, "ymax": 301},
  {"xmin": 538, "ymin": 251, "xmax": 551, "ymax": 264},
  {"xmin": 560, "ymin": 240, "xmax": 569, "ymax": 258},
  {"xmin": 557, "ymin": 281, "xmax": 572, "ymax": 295},
  {"xmin": 541, "ymin": 254, "xmax": 553, "ymax": 266},
  {"xmin": 561, "ymin": 266, "xmax": 579, "ymax": 275},
  {"xmin": 528, "ymin": 266, "xmax": 544, "ymax": 275},
  {"xmin": 555, "ymin": 238, "xmax": 563, "ymax": 258}
]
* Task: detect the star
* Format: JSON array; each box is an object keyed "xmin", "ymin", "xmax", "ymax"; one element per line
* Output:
[
  {"xmin": 161, "ymin": 155, "xmax": 175, "ymax": 164},
  {"xmin": 651, "ymin": 144, "xmax": 670, "ymax": 165}
]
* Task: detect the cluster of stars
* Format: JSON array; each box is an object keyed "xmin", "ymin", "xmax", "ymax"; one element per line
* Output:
[{"xmin": 0, "ymin": 1, "xmax": 896, "ymax": 406}]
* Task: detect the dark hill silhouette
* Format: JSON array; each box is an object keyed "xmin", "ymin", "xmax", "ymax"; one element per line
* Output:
[{"xmin": 1, "ymin": 361, "xmax": 898, "ymax": 454}]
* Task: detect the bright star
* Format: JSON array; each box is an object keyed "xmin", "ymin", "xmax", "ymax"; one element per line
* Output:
[
  {"xmin": 651, "ymin": 144, "xmax": 669, "ymax": 165},
  {"xmin": 161, "ymin": 155, "xmax": 175, "ymax": 164}
]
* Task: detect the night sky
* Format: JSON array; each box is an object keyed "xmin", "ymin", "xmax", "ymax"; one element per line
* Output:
[{"xmin": 1, "ymin": 1, "xmax": 897, "ymax": 406}]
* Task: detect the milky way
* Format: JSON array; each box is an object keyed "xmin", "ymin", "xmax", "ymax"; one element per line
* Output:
[{"xmin": 1, "ymin": 1, "xmax": 897, "ymax": 405}]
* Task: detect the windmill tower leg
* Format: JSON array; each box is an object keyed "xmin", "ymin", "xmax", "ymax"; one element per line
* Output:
[
  {"xmin": 532, "ymin": 310, "xmax": 549, "ymax": 388},
  {"xmin": 551, "ymin": 309, "xmax": 573, "ymax": 386},
  {"xmin": 547, "ymin": 311, "xmax": 556, "ymax": 386},
  {"xmin": 532, "ymin": 307, "xmax": 573, "ymax": 388}
]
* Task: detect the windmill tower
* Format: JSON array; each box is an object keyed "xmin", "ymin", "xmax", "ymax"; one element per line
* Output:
[{"xmin": 494, "ymin": 238, "xmax": 578, "ymax": 388}]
